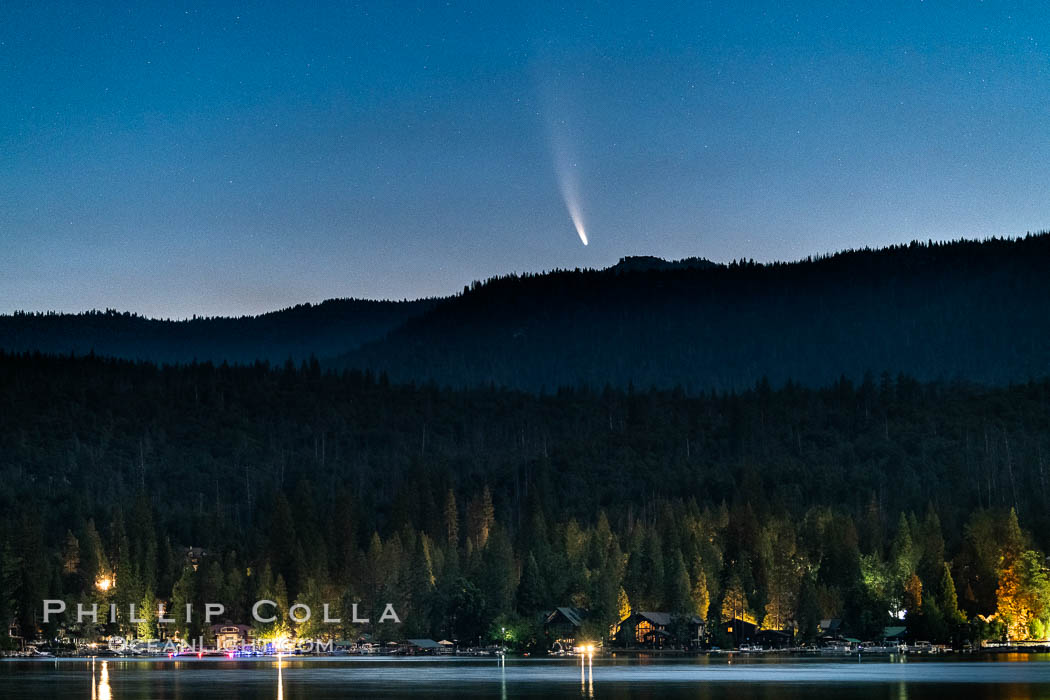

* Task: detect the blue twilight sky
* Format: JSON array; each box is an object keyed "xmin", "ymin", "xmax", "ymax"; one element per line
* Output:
[{"xmin": 1, "ymin": 1, "xmax": 1048, "ymax": 318}]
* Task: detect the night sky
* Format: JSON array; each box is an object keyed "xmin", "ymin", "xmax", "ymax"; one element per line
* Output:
[{"xmin": 2, "ymin": 1, "xmax": 1048, "ymax": 318}]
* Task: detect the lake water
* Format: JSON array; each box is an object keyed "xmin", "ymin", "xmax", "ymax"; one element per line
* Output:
[{"xmin": 3, "ymin": 654, "xmax": 1050, "ymax": 699}]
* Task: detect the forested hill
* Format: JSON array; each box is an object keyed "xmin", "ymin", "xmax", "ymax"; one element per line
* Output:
[
  {"xmin": 3, "ymin": 235, "xmax": 1049, "ymax": 390},
  {"xmin": 0, "ymin": 298, "xmax": 435, "ymax": 365},
  {"xmin": 2, "ymin": 352, "xmax": 1049, "ymax": 644},
  {"xmin": 336, "ymin": 235, "xmax": 1050, "ymax": 391}
]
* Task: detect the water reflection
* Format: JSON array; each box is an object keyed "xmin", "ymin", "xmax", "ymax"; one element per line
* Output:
[
  {"xmin": 5, "ymin": 656, "xmax": 1050, "ymax": 699},
  {"xmin": 91, "ymin": 660, "xmax": 110, "ymax": 700},
  {"xmin": 579, "ymin": 653, "xmax": 593, "ymax": 698}
]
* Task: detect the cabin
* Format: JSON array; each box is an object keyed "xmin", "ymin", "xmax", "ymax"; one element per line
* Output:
[
  {"xmin": 819, "ymin": 618, "xmax": 843, "ymax": 636},
  {"xmin": 757, "ymin": 628, "xmax": 793, "ymax": 649},
  {"xmin": 818, "ymin": 618, "xmax": 846, "ymax": 646},
  {"xmin": 544, "ymin": 607, "xmax": 586, "ymax": 651},
  {"xmin": 615, "ymin": 611, "xmax": 705, "ymax": 649},
  {"xmin": 211, "ymin": 623, "xmax": 251, "ymax": 650},
  {"xmin": 719, "ymin": 617, "xmax": 760, "ymax": 647}
]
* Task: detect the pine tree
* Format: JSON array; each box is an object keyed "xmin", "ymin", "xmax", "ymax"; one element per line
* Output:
[
  {"xmin": 137, "ymin": 589, "xmax": 158, "ymax": 640},
  {"xmin": 406, "ymin": 534, "xmax": 435, "ymax": 637},
  {"xmin": 443, "ymin": 490, "xmax": 459, "ymax": 549},
  {"xmin": 691, "ymin": 567, "xmax": 710, "ymax": 621},
  {"xmin": 667, "ymin": 553, "xmax": 692, "ymax": 614},
  {"xmin": 617, "ymin": 587, "xmax": 632, "ymax": 622},
  {"xmin": 467, "ymin": 487, "xmax": 495, "ymax": 549},
  {"xmin": 640, "ymin": 529, "xmax": 664, "ymax": 610},
  {"xmin": 516, "ymin": 552, "xmax": 546, "ymax": 614},
  {"xmin": 61, "ymin": 531, "xmax": 80, "ymax": 577},
  {"xmin": 938, "ymin": 562, "xmax": 965, "ymax": 625},
  {"xmin": 721, "ymin": 574, "xmax": 755, "ymax": 625},
  {"xmin": 171, "ymin": 565, "xmax": 198, "ymax": 640}
]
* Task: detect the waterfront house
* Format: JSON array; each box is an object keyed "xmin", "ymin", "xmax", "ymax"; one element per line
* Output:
[
  {"xmin": 719, "ymin": 617, "xmax": 759, "ymax": 647},
  {"xmin": 211, "ymin": 623, "xmax": 252, "ymax": 650},
  {"xmin": 819, "ymin": 619, "xmax": 843, "ymax": 636},
  {"xmin": 615, "ymin": 611, "xmax": 705, "ymax": 649},
  {"xmin": 544, "ymin": 607, "xmax": 586, "ymax": 650},
  {"xmin": 757, "ymin": 628, "xmax": 793, "ymax": 649}
]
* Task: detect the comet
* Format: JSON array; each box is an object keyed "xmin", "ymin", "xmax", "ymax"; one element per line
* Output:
[
  {"xmin": 542, "ymin": 95, "xmax": 590, "ymax": 246},
  {"xmin": 554, "ymin": 152, "xmax": 589, "ymax": 246}
]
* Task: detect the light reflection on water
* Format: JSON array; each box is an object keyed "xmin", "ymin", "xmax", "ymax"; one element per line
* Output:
[
  {"xmin": 90, "ymin": 659, "xmax": 112, "ymax": 700},
  {"xmin": 3, "ymin": 655, "xmax": 1050, "ymax": 699},
  {"xmin": 581, "ymin": 652, "xmax": 594, "ymax": 698}
]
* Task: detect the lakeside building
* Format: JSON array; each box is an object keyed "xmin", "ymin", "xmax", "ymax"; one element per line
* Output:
[
  {"xmin": 614, "ymin": 612, "xmax": 705, "ymax": 649},
  {"xmin": 544, "ymin": 607, "xmax": 586, "ymax": 651},
  {"xmin": 211, "ymin": 623, "xmax": 252, "ymax": 650}
]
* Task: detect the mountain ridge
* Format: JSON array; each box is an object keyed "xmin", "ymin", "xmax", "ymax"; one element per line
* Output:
[{"xmin": 3, "ymin": 234, "xmax": 1048, "ymax": 390}]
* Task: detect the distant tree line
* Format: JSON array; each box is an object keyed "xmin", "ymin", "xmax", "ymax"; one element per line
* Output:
[{"xmin": 0, "ymin": 297, "xmax": 434, "ymax": 365}]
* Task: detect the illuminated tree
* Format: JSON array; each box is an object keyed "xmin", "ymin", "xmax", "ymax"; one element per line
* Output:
[
  {"xmin": 272, "ymin": 574, "xmax": 291, "ymax": 639},
  {"xmin": 721, "ymin": 575, "xmax": 756, "ymax": 626},
  {"xmin": 136, "ymin": 589, "xmax": 158, "ymax": 640},
  {"xmin": 761, "ymin": 523, "xmax": 800, "ymax": 632},
  {"xmin": 691, "ymin": 568, "xmax": 710, "ymax": 621},
  {"xmin": 467, "ymin": 487, "xmax": 495, "ymax": 549},
  {"xmin": 938, "ymin": 563, "xmax": 965, "ymax": 626},
  {"xmin": 617, "ymin": 587, "xmax": 631, "ymax": 622},
  {"xmin": 1001, "ymin": 509, "xmax": 1025, "ymax": 566},
  {"xmin": 996, "ymin": 550, "xmax": 1050, "ymax": 641},
  {"xmin": 293, "ymin": 577, "xmax": 326, "ymax": 640}
]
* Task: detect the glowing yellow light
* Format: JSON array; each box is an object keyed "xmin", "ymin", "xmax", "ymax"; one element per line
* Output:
[
  {"xmin": 95, "ymin": 576, "xmax": 113, "ymax": 592},
  {"xmin": 98, "ymin": 660, "xmax": 111, "ymax": 700},
  {"xmin": 271, "ymin": 634, "xmax": 291, "ymax": 654}
]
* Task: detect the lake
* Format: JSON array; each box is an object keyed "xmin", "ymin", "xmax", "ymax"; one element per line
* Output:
[{"xmin": 2, "ymin": 654, "xmax": 1050, "ymax": 699}]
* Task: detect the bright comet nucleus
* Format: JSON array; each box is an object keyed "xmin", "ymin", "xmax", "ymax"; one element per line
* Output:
[{"xmin": 557, "ymin": 162, "xmax": 589, "ymax": 246}]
